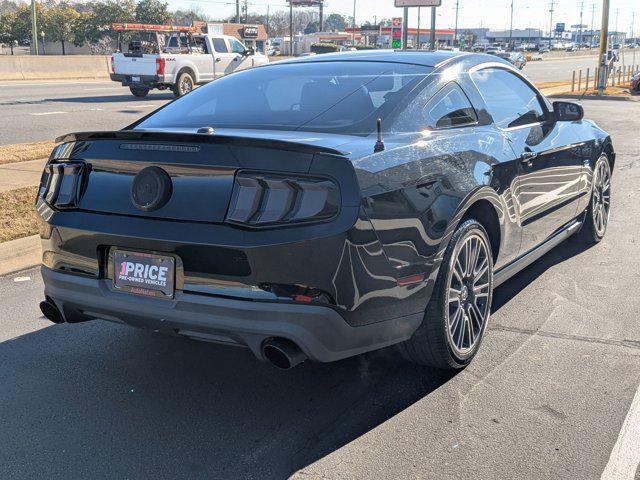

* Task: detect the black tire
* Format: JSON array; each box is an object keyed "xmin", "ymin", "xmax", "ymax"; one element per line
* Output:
[
  {"xmin": 400, "ymin": 219, "xmax": 494, "ymax": 370},
  {"xmin": 129, "ymin": 85, "xmax": 149, "ymax": 97},
  {"xmin": 173, "ymin": 71, "xmax": 194, "ymax": 98},
  {"xmin": 575, "ymin": 154, "xmax": 612, "ymax": 244}
]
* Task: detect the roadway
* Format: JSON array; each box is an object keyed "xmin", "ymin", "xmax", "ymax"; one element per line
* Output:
[
  {"xmin": 0, "ymin": 99, "xmax": 638, "ymax": 479},
  {"xmin": 0, "ymin": 53, "xmax": 626, "ymax": 147}
]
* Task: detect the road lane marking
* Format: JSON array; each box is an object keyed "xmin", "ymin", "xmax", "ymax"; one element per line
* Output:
[
  {"xmin": 0, "ymin": 81, "xmax": 113, "ymax": 87},
  {"xmin": 29, "ymin": 111, "xmax": 68, "ymax": 116},
  {"xmin": 601, "ymin": 382, "xmax": 640, "ymax": 479},
  {"xmin": 125, "ymin": 104, "xmax": 158, "ymax": 108}
]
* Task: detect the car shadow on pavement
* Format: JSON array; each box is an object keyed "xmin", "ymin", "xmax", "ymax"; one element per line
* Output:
[
  {"xmin": 50, "ymin": 93, "xmax": 175, "ymax": 104},
  {"xmin": 0, "ymin": 320, "xmax": 455, "ymax": 479},
  {"xmin": 492, "ymin": 235, "xmax": 594, "ymax": 312}
]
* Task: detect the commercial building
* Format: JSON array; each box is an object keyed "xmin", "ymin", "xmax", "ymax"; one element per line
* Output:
[{"xmin": 200, "ymin": 22, "xmax": 269, "ymax": 54}]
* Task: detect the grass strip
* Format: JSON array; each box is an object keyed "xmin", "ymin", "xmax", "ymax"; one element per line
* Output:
[{"xmin": 0, "ymin": 186, "xmax": 40, "ymax": 243}]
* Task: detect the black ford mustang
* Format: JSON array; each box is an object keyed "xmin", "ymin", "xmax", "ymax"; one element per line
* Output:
[{"xmin": 37, "ymin": 51, "xmax": 614, "ymax": 370}]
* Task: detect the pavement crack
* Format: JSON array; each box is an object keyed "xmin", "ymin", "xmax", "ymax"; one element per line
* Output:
[{"xmin": 490, "ymin": 324, "xmax": 640, "ymax": 351}]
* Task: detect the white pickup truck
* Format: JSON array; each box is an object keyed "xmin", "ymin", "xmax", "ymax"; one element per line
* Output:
[{"xmin": 110, "ymin": 31, "xmax": 269, "ymax": 98}]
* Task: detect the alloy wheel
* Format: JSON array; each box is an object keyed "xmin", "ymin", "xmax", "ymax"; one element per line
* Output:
[
  {"xmin": 592, "ymin": 159, "xmax": 611, "ymax": 237},
  {"xmin": 181, "ymin": 77, "xmax": 193, "ymax": 95},
  {"xmin": 445, "ymin": 233, "xmax": 492, "ymax": 357}
]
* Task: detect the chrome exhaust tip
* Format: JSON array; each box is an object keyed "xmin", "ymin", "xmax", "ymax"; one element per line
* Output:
[
  {"xmin": 39, "ymin": 299, "xmax": 65, "ymax": 324},
  {"xmin": 262, "ymin": 338, "xmax": 307, "ymax": 370}
]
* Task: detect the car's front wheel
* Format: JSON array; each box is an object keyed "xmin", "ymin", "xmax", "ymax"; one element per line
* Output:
[{"xmin": 400, "ymin": 219, "xmax": 494, "ymax": 370}]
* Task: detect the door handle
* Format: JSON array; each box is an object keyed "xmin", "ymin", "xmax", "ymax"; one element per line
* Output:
[{"xmin": 520, "ymin": 150, "xmax": 537, "ymax": 165}]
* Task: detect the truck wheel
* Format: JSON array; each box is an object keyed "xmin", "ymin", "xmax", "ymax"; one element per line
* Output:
[
  {"xmin": 399, "ymin": 219, "xmax": 494, "ymax": 370},
  {"xmin": 173, "ymin": 72, "xmax": 194, "ymax": 97},
  {"xmin": 129, "ymin": 85, "xmax": 149, "ymax": 97}
]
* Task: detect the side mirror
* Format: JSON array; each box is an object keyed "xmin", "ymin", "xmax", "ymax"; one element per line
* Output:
[
  {"xmin": 244, "ymin": 47, "xmax": 255, "ymax": 56},
  {"xmin": 553, "ymin": 101, "xmax": 584, "ymax": 122}
]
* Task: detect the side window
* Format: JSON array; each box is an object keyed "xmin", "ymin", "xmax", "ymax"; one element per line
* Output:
[
  {"xmin": 189, "ymin": 37, "xmax": 208, "ymax": 54},
  {"xmin": 391, "ymin": 82, "xmax": 477, "ymax": 133},
  {"xmin": 423, "ymin": 83, "xmax": 477, "ymax": 129},
  {"xmin": 471, "ymin": 68, "xmax": 546, "ymax": 129},
  {"xmin": 230, "ymin": 39, "xmax": 246, "ymax": 54},
  {"xmin": 212, "ymin": 38, "xmax": 228, "ymax": 53}
]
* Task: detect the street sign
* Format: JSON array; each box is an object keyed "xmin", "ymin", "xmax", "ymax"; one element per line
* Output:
[
  {"xmin": 395, "ymin": 0, "xmax": 442, "ymax": 6},
  {"xmin": 556, "ymin": 23, "xmax": 565, "ymax": 33},
  {"xmin": 392, "ymin": 17, "xmax": 403, "ymax": 49}
]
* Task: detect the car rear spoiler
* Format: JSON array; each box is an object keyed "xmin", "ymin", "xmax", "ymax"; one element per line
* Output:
[{"xmin": 55, "ymin": 131, "xmax": 349, "ymax": 157}]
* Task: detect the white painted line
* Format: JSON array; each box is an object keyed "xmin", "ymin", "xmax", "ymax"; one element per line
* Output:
[
  {"xmin": 0, "ymin": 81, "xmax": 112, "ymax": 88},
  {"xmin": 29, "ymin": 111, "xmax": 68, "ymax": 116},
  {"xmin": 82, "ymin": 87, "xmax": 123, "ymax": 91},
  {"xmin": 125, "ymin": 104, "xmax": 158, "ymax": 109},
  {"xmin": 601, "ymin": 382, "xmax": 640, "ymax": 480}
]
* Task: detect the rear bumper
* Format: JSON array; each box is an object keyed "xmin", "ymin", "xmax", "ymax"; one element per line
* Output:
[
  {"xmin": 110, "ymin": 73, "xmax": 161, "ymax": 87},
  {"xmin": 42, "ymin": 266, "xmax": 422, "ymax": 363}
]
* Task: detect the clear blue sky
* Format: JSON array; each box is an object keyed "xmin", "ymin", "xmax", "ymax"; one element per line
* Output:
[{"xmin": 165, "ymin": 0, "xmax": 638, "ymax": 34}]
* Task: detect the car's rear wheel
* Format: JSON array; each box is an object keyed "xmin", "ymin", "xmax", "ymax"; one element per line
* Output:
[
  {"xmin": 400, "ymin": 219, "xmax": 494, "ymax": 370},
  {"xmin": 576, "ymin": 154, "xmax": 612, "ymax": 244},
  {"xmin": 173, "ymin": 72, "xmax": 194, "ymax": 97},
  {"xmin": 129, "ymin": 85, "xmax": 149, "ymax": 97}
]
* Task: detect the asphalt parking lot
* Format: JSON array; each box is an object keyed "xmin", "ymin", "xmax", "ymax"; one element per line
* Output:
[{"xmin": 0, "ymin": 98, "xmax": 639, "ymax": 479}]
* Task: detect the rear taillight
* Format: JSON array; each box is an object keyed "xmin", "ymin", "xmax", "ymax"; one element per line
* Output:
[
  {"xmin": 40, "ymin": 143, "xmax": 85, "ymax": 209},
  {"xmin": 156, "ymin": 58, "xmax": 165, "ymax": 76},
  {"xmin": 41, "ymin": 163, "xmax": 85, "ymax": 209},
  {"xmin": 226, "ymin": 172, "xmax": 340, "ymax": 228}
]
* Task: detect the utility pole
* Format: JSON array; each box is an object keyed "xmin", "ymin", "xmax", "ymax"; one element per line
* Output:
[
  {"xmin": 454, "ymin": 0, "xmax": 460, "ymax": 46},
  {"xmin": 266, "ymin": 5, "xmax": 270, "ymax": 35},
  {"xmin": 352, "ymin": 0, "xmax": 357, "ymax": 45},
  {"xmin": 597, "ymin": 0, "xmax": 610, "ymax": 95},
  {"xmin": 402, "ymin": 7, "xmax": 409, "ymax": 49},
  {"xmin": 289, "ymin": 1, "xmax": 294, "ymax": 55},
  {"xmin": 509, "ymin": 0, "xmax": 514, "ymax": 51},
  {"xmin": 417, "ymin": 7, "xmax": 421, "ymax": 50},
  {"xmin": 591, "ymin": 2, "xmax": 596, "ymax": 45},
  {"xmin": 578, "ymin": 2, "xmax": 584, "ymax": 47},
  {"xmin": 430, "ymin": 6, "xmax": 437, "ymax": 50},
  {"xmin": 319, "ymin": 1, "xmax": 324, "ymax": 32},
  {"xmin": 31, "ymin": 0, "xmax": 38, "ymax": 56},
  {"xmin": 549, "ymin": 0, "xmax": 555, "ymax": 49},
  {"xmin": 236, "ymin": 0, "xmax": 240, "ymax": 23}
]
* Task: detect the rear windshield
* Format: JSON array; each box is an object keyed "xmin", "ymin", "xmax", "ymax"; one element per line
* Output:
[{"xmin": 135, "ymin": 61, "xmax": 433, "ymax": 136}]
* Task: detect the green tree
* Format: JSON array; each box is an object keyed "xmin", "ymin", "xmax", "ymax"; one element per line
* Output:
[
  {"xmin": 46, "ymin": 4, "xmax": 80, "ymax": 55},
  {"xmin": 73, "ymin": 0, "xmax": 135, "ymax": 46},
  {"xmin": 324, "ymin": 13, "xmax": 346, "ymax": 32},
  {"xmin": 134, "ymin": 0, "xmax": 172, "ymax": 25},
  {"xmin": 304, "ymin": 21, "xmax": 319, "ymax": 34},
  {"xmin": 0, "ymin": 12, "xmax": 18, "ymax": 54},
  {"xmin": 1, "ymin": 4, "xmax": 35, "ymax": 53}
]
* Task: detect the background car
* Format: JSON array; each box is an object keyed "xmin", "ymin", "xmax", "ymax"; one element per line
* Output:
[
  {"xmin": 37, "ymin": 51, "xmax": 614, "ymax": 371},
  {"xmin": 631, "ymin": 70, "xmax": 640, "ymax": 93},
  {"xmin": 496, "ymin": 51, "xmax": 527, "ymax": 69}
]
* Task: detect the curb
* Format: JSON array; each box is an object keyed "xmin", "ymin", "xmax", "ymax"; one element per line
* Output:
[
  {"xmin": 547, "ymin": 93, "xmax": 640, "ymax": 101},
  {"xmin": 0, "ymin": 235, "xmax": 41, "ymax": 277}
]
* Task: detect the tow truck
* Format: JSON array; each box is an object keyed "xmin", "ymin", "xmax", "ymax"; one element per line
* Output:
[{"xmin": 109, "ymin": 23, "xmax": 268, "ymax": 97}]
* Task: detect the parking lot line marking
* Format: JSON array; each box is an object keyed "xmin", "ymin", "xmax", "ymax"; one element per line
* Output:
[
  {"xmin": 601, "ymin": 382, "xmax": 640, "ymax": 479},
  {"xmin": 29, "ymin": 111, "xmax": 68, "ymax": 116}
]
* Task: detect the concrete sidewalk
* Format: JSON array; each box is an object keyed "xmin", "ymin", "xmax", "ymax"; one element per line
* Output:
[{"xmin": 0, "ymin": 158, "xmax": 47, "ymax": 193}]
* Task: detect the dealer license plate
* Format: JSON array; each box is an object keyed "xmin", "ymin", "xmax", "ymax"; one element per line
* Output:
[{"xmin": 113, "ymin": 250, "xmax": 175, "ymax": 299}]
